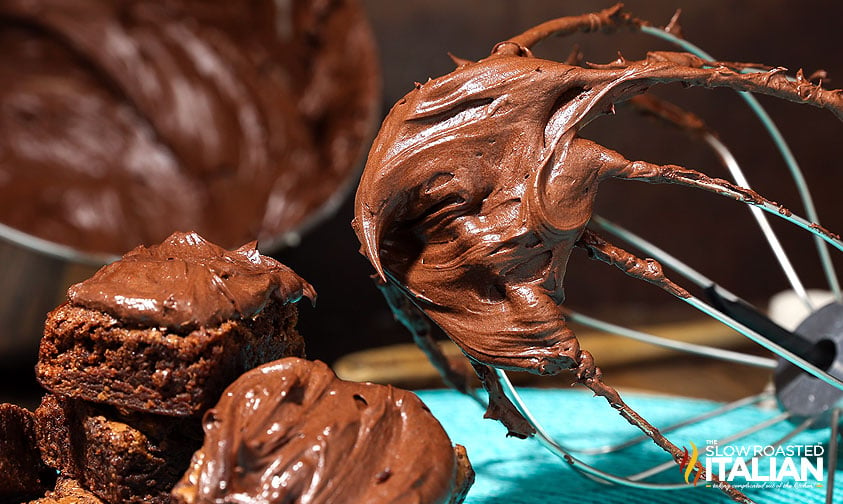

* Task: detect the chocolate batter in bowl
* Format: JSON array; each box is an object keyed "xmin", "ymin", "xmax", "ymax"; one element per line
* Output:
[{"xmin": 0, "ymin": 0, "xmax": 380, "ymax": 356}]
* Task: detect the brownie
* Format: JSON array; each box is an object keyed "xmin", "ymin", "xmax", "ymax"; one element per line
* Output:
[
  {"xmin": 0, "ymin": 403, "xmax": 50, "ymax": 501},
  {"xmin": 29, "ymin": 478, "xmax": 104, "ymax": 504},
  {"xmin": 35, "ymin": 231, "xmax": 314, "ymax": 417},
  {"xmin": 37, "ymin": 299, "xmax": 303, "ymax": 417},
  {"xmin": 35, "ymin": 394, "xmax": 201, "ymax": 504}
]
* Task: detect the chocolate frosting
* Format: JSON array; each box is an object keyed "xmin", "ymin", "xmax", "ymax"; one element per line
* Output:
[
  {"xmin": 68, "ymin": 231, "xmax": 316, "ymax": 330},
  {"xmin": 172, "ymin": 357, "xmax": 469, "ymax": 504},
  {"xmin": 352, "ymin": 5, "xmax": 843, "ymax": 375},
  {"xmin": 0, "ymin": 0, "xmax": 379, "ymax": 255}
]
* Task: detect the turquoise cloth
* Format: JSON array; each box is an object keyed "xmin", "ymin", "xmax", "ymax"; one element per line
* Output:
[{"xmin": 415, "ymin": 389, "xmax": 840, "ymax": 504}]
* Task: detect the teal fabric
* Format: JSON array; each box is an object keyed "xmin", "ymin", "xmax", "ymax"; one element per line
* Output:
[{"xmin": 416, "ymin": 389, "xmax": 840, "ymax": 504}]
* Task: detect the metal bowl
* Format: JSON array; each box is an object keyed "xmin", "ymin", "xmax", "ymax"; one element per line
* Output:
[
  {"xmin": 0, "ymin": 0, "xmax": 380, "ymax": 360},
  {"xmin": 0, "ymin": 224, "xmax": 115, "ymax": 357}
]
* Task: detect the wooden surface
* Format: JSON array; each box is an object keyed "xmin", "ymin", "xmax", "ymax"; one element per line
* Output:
[{"xmin": 333, "ymin": 318, "xmax": 774, "ymax": 401}]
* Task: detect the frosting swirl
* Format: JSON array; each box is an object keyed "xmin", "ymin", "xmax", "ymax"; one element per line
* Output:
[{"xmin": 173, "ymin": 358, "xmax": 470, "ymax": 504}]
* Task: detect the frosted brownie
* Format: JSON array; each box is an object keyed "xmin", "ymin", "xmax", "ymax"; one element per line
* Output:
[{"xmin": 36, "ymin": 231, "xmax": 315, "ymax": 417}]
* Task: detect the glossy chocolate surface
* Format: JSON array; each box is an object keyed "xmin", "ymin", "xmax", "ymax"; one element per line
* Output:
[
  {"xmin": 69, "ymin": 231, "xmax": 315, "ymax": 329},
  {"xmin": 173, "ymin": 358, "xmax": 468, "ymax": 504},
  {"xmin": 353, "ymin": 5, "xmax": 843, "ymax": 375}
]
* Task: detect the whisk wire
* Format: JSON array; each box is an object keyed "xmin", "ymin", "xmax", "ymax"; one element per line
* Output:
[
  {"xmin": 827, "ymin": 408, "xmax": 840, "ymax": 504},
  {"xmin": 641, "ymin": 25, "xmax": 842, "ymax": 303},
  {"xmin": 590, "ymin": 215, "xmax": 843, "ymax": 391},
  {"xmin": 569, "ymin": 393, "xmax": 774, "ymax": 456},
  {"xmin": 567, "ymin": 310, "xmax": 777, "ymax": 369}
]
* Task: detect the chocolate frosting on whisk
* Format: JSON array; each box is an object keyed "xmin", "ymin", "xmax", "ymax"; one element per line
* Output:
[
  {"xmin": 172, "ymin": 358, "xmax": 471, "ymax": 504},
  {"xmin": 353, "ymin": 8, "xmax": 843, "ymax": 375},
  {"xmin": 354, "ymin": 53, "xmax": 638, "ymax": 374},
  {"xmin": 352, "ymin": 7, "xmax": 843, "ymax": 502}
]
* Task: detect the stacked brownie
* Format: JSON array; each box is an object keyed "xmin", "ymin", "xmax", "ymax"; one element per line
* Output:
[
  {"xmin": 1, "ymin": 231, "xmax": 315, "ymax": 503},
  {"xmin": 33, "ymin": 395, "xmax": 202, "ymax": 503},
  {"xmin": 35, "ymin": 231, "xmax": 314, "ymax": 417},
  {"xmin": 0, "ymin": 403, "xmax": 52, "ymax": 501},
  {"xmin": 0, "ymin": 230, "xmax": 477, "ymax": 503},
  {"xmin": 29, "ymin": 478, "xmax": 105, "ymax": 504}
]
